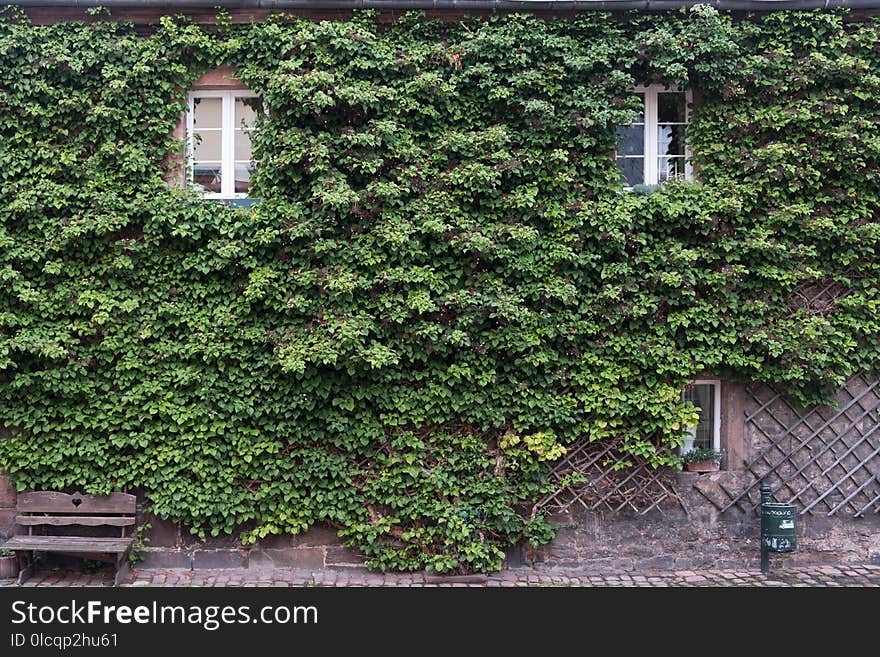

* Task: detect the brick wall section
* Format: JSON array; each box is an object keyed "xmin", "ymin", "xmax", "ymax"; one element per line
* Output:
[{"xmin": 0, "ymin": 471, "xmax": 17, "ymax": 540}]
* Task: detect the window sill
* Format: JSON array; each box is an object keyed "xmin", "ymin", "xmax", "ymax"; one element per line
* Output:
[
  {"xmin": 620, "ymin": 184, "xmax": 660, "ymax": 195},
  {"xmin": 675, "ymin": 469, "xmax": 731, "ymax": 479},
  {"xmin": 205, "ymin": 197, "xmax": 261, "ymax": 209}
]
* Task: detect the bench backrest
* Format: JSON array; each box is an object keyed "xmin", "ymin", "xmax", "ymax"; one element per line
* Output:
[{"xmin": 16, "ymin": 491, "xmax": 136, "ymax": 529}]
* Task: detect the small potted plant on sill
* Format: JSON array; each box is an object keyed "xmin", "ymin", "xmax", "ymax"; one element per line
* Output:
[
  {"xmin": 682, "ymin": 447, "xmax": 722, "ymax": 473},
  {"xmin": 0, "ymin": 548, "xmax": 18, "ymax": 579}
]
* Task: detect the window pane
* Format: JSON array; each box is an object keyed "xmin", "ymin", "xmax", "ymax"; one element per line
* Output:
[
  {"xmin": 189, "ymin": 92, "xmax": 260, "ymax": 197},
  {"xmin": 193, "ymin": 130, "xmax": 222, "ymax": 161},
  {"xmin": 234, "ymin": 130, "xmax": 253, "ymax": 162},
  {"xmin": 234, "ymin": 163, "xmax": 254, "ymax": 194},
  {"xmin": 658, "ymin": 124, "xmax": 686, "ymax": 157},
  {"xmin": 683, "ymin": 384, "xmax": 715, "ymax": 450},
  {"xmin": 617, "ymin": 157, "xmax": 644, "ymax": 186},
  {"xmin": 657, "ymin": 92, "xmax": 686, "ymax": 123},
  {"xmin": 616, "ymin": 125, "xmax": 644, "ymax": 156},
  {"xmin": 235, "ymin": 97, "xmax": 259, "ymax": 130},
  {"xmin": 193, "ymin": 97, "xmax": 222, "ymax": 129},
  {"xmin": 658, "ymin": 157, "xmax": 686, "ymax": 182},
  {"xmin": 193, "ymin": 163, "xmax": 222, "ymax": 193}
]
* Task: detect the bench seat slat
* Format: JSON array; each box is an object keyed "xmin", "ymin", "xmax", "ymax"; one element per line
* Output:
[
  {"xmin": 3, "ymin": 536, "xmax": 133, "ymax": 553},
  {"xmin": 15, "ymin": 515, "xmax": 136, "ymax": 527}
]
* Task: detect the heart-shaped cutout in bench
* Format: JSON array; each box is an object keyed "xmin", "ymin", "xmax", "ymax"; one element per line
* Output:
[{"xmin": 71, "ymin": 497, "xmax": 82, "ymax": 507}]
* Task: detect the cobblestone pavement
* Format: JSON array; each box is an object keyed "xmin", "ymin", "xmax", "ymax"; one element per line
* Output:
[{"xmin": 1, "ymin": 564, "xmax": 878, "ymax": 587}]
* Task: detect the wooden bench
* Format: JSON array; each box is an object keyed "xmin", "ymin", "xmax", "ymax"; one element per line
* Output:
[{"xmin": 3, "ymin": 491, "xmax": 136, "ymax": 586}]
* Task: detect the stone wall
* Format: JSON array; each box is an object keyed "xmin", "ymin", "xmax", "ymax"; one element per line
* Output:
[
  {"xmin": 523, "ymin": 470, "xmax": 880, "ymax": 572},
  {"xmin": 138, "ymin": 515, "xmax": 366, "ymax": 571},
  {"xmin": 2, "ymin": 468, "xmax": 877, "ymax": 572},
  {"xmin": 2, "ymin": 461, "xmax": 877, "ymax": 573},
  {"xmin": 133, "ymin": 468, "xmax": 879, "ymax": 573}
]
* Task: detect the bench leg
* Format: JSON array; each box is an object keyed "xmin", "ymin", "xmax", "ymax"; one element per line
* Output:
[
  {"xmin": 17, "ymin": 551, "xmax": 33, "ymax": 586},
  {"xmin": 114, "ymin": 553, "xmax": 132, "ymax": 587}
]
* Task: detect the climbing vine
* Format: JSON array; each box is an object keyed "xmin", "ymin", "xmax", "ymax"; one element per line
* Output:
[{"xmin": 1, "ymin": 6, "xmax": 879, "ymax": 572}]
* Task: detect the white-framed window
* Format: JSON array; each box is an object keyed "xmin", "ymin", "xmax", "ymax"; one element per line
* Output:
[
  {"xmin": 187, "ymin": 90, "xmax": 260, "ymax": 198},
  {"xmin": 616, "ymin": 86, "xmax": 692, "ymax": 187},
  {"xmin": 681, "ymin": 379, "xmax": 721, "ymax": 454}
]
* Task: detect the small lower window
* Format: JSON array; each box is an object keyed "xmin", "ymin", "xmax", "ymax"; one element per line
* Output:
[{"xmin": 682, "ymin": 380, "xmax": 720, "ymax": 453}]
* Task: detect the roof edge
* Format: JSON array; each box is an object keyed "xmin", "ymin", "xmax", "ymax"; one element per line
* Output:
[{"xmin": 2, "ymin": 0, "xmax": 878, "ymax": 13}]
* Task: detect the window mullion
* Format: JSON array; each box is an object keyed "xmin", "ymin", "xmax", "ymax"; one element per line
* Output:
[
  {"xmin": 186, "ymin": 95, "xmax": 194, "ymax": 187},
  {"xmin": 713, "ymin": 381, "xmax": 722, "ymax": 452},
  {"xmin": 645, "ymin": 90, "xmax": 658, "ymax": 185},
  {"xmin": 222, "ymin": 93, "xmax": 234, "ymax": 198},
  {"xmin": 685, "ymin": 89, "xmax": 694, "ymax": 182}
]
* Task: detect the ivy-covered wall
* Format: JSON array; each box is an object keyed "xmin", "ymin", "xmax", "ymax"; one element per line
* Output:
[{"xmin": 1, "ymin": 7, "xmax": 879, "ymax": 573}]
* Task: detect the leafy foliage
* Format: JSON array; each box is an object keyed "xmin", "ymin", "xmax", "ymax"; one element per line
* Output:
[
  {"xmin": 1, "ymin": 7, "xmax": 879, "ymax": 572},
  {"xmin": 681, "ymin": 447, "xmax": 722, "ymax": 464}
]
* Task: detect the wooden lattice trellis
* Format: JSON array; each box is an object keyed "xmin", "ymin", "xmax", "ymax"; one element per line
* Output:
[
  {"xmin": 535, "ymin": 436, "xmax": 686, "ymax": 516},
  {"xmin": 718, "ymin": 375, "xmax": 880, "ymax": 517},
  {"xmin": 536, "ymin": 375, "xmax": 880, "ymax": 519},
  {"xmin": 786, "ymin": 276, "xmax": 855, "ymax": 316}
]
